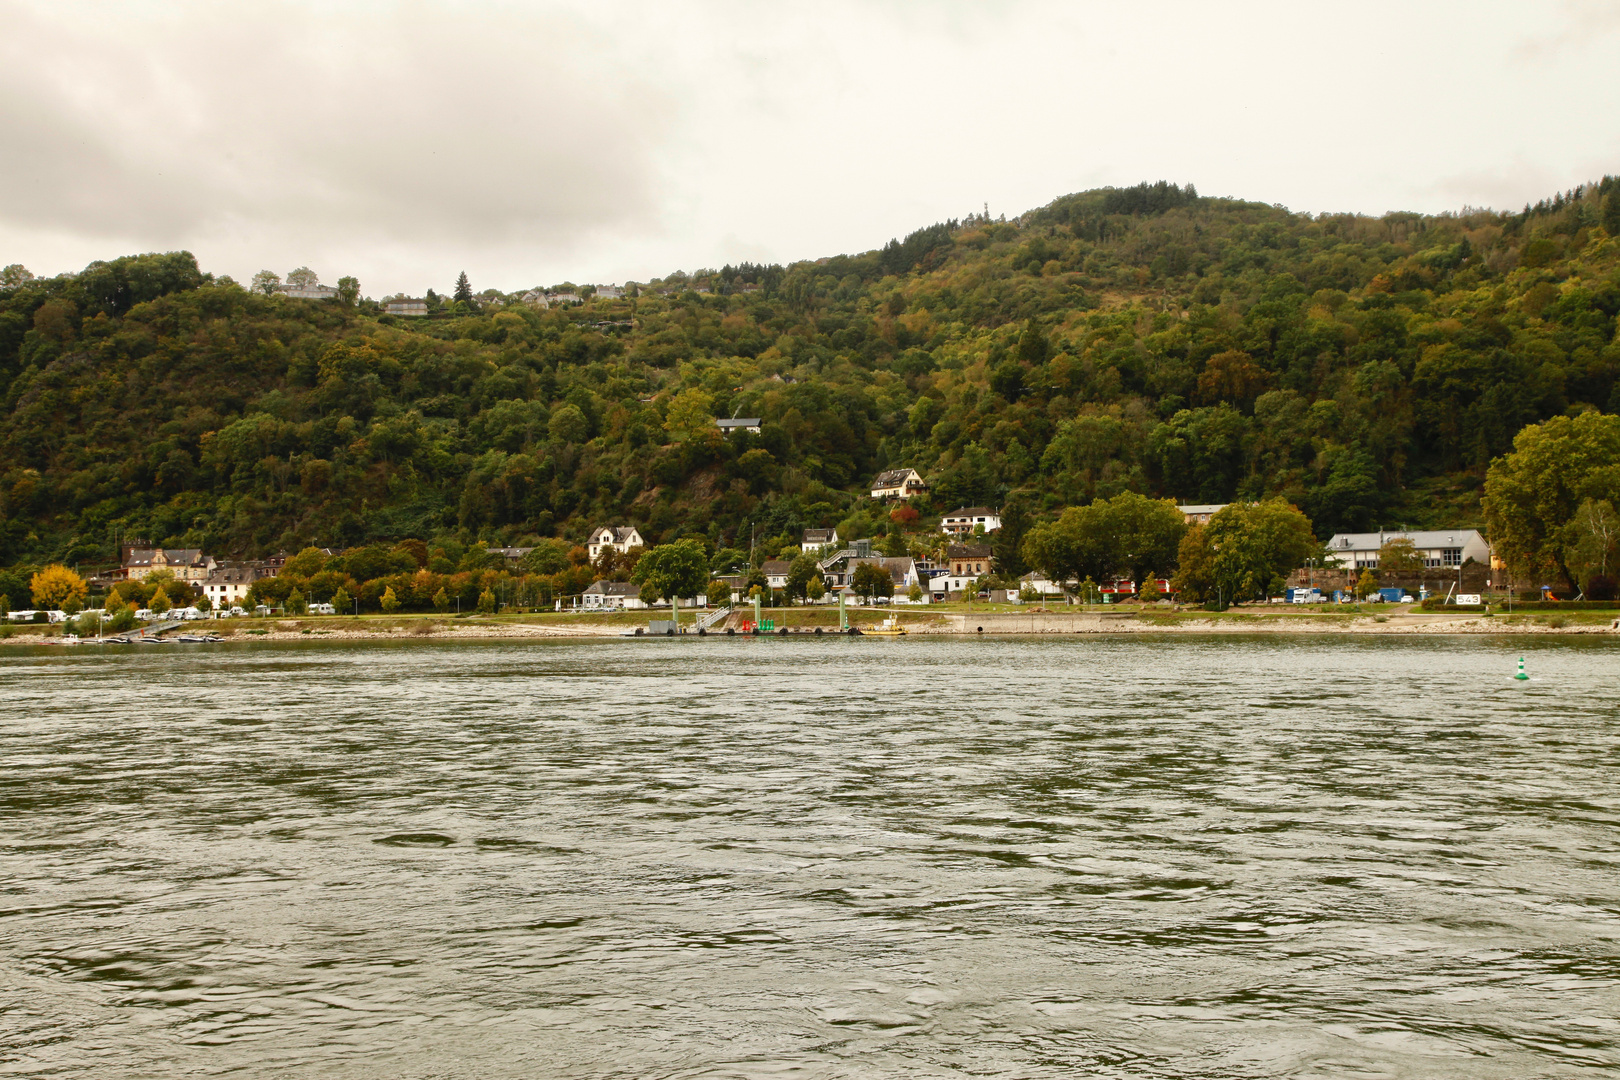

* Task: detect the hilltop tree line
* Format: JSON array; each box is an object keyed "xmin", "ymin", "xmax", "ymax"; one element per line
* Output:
[{"xmin": 1, "ymin": 178, "xmax": 1619, "ymax": 587}]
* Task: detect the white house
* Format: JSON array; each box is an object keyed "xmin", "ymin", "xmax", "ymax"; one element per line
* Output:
[
  {"xmin": 715, "ymin": 418, "xmax": 762, "ymax": 434},
  {"xmin": 587, "ymin": 526, "xmax": 645, "ymax": 561},
  {"xmin": 941, "ymin": 506, "xmax": 1001, "ymax": 535},
  {"xmin": 279, "ymin": 283, "xmax": 339, "ymax": 301},
  {"xmin": 1324, "ymin": 529, "xmax": 1491, "ymax": 572},
  {"xmin": 582, "ymin": 580, "xmax": 645, "ymax": 610},
  {"xmin": 595, "ymin": 284, "xmax": 624, "ymax": 300},
  {"xmin": 760, "ymin": 560, "xmax": 793, "ymax": 591},
  {"xmin": 1019, "ymin": 570, "xmax": 1070, "ymax": 598},
  {"xmin": 801, "ymin": 528, "xmax": 839, "ymax": 553},
  {"xmin": 870, "ymin": 468, "xmax": 928, "ymax": 500},
  {"xmin": 1179, "ymin": 504, "xmax": 1228, "ymax": 525},
  {"xmin": 385, "ymin": 297, "xmax": 428, "ymax": 316},
  {"xmin": 202, "ymin": 565, "xmax": 261, "ymax": 608}
]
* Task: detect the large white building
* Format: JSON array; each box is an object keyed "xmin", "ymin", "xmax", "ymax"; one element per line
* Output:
[
  {"xmin": 1324, "ymin": 529, "xmax": 1491, "ymax": 571},
  {"xmin": 941, "ymin": 507, "xmax": 1001, "ymax": 535}
]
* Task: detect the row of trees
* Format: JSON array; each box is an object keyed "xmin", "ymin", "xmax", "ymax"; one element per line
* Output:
[{"xmin": 1018, "ymin": 492, "xmax": 1318, "ymax": 603}]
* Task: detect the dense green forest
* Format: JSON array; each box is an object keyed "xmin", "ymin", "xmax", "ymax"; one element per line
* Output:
[{"xmin": 3, "ymin": 178, "xmax": 1619, "ymax": 574}]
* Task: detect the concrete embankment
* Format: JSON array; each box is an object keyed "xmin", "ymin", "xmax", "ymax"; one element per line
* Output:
[{"xmin": 919, "ymin": 612, "xmax": 1618, "ymax": 635}]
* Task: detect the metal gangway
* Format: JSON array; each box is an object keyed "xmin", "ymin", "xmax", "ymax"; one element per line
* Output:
[{"xmin": 696, "ymin": 606, "xmax": 732, "ymax": 631}]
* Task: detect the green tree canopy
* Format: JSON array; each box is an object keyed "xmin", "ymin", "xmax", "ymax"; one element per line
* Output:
[
  {"xmin": 851, "ymin": 561, "xmax": 894, "ymax": 599},
  {"xmin": 1206, "ymin": 499, "xmax": 1318, "ymax": 601},
  {"xmin": 1484, "ymin": 411, "xmax": 1620, "ymax": 589},
  {"xmin": 632, "ymin": 539, "xmax": 710, "ymax": 604}
]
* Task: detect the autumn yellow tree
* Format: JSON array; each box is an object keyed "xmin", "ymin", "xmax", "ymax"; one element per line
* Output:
[{"xmin": 30, "ymin": 565, "xmax": 87, "ymax": 611}]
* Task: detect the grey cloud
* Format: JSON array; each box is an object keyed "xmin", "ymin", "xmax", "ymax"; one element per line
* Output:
[{"xmin": 0, "ymin": 1, "xmax": 671, "ymax": 254}]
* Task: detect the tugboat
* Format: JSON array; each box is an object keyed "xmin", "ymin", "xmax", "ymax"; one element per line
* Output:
[{"xmin": 865, "ymin": 615, "xmax": 907, "ymax": 637}]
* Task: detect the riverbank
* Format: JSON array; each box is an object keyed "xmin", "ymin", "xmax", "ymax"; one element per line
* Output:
[{"xmin": 10, "ymin": 606, "xmax": 1617, "ymax": 644}]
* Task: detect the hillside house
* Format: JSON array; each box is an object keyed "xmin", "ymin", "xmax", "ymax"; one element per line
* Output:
[
  {"xmin": 870, "ymin": 468, "xmax": 928, "ymax": 500},
  {"xmin": 279, "ymin": 283, "xmax": 339, "ymax": 300},
  {"xmin": 715, "ymin": 418, "xmax": 762, "ymax": 434},
  {"xmin": 124, "ymin": 548, "xmax": 214, "ymax": 583},
  {"xmin": 385, "ymin": 298, "xmax": 428, "ymax": 316},
  {"xmin": 1179, "ymin": 504, "xmax": 1228, "ymax": 525},
  {"xmin": 587, "ymin": 526, "xmax": 645, "ymax": 561},
  {"xmin": 946, "ymin": 544, "xmax": 992, "ymax": 578},
  {"xmin": 941, "ymin": 507, "xmax": 1001, "ymax": 535},
  {"xmin": 801, "ymin": 528, "xmax": 839, "ymax": 553},
  {"xmin": 760, "ymin": 560, "xmax": 793, "ymax": 591}
]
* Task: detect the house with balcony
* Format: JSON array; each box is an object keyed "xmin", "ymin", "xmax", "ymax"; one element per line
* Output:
[
  {"xmin": 869, "ymin": 468, "xmax": 928, "ymax": 500},
  {"xmin": 941, "ymin": 507, "xmax": 1001, "ymax": 535}
]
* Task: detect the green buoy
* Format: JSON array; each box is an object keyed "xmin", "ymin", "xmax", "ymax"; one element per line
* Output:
[{"xmin": 1514, "ymin": 656, "xmax": 1529, "ymax": 681}]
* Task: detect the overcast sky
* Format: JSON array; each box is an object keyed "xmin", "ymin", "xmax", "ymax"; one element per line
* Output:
[{"xmin": 3, "ymin": 0, "xmax": 1618, "ymax": 297}]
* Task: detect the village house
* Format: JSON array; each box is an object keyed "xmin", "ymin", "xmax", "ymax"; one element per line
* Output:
[
  {"xmin": 385, "ymin": 297, "xmax": 428, "ymax": 316},
  {"xmin": 1178, "ymin": 504, "xmax": 1228, "ymax": 525},
  {"xmin": 941, "ymin": 506, "xmax": 1002, "ymax": 536},
  {"xmin": 815, "ymin": 541, "xmax": 920, "ymax": 596},
  {"xmin": 594, "ymin": 284, "xmax": 624, "ymax": 300},
  {"xmin": 581, "ymin": 580, "xmax": 645, "ymax": 610},
  {"xmin": 801, "ymin": 528, "xmax": 839, "ymax": 553},
  {"xmin": 947, "ymin": 544, "xmax": 992, "ymax": 578},
  {"xmin": 201, "ymin": 565, "xmax": 262, "ymax": 608},
  {"xmin": 587, "ymin": 526, "xmax": 645, "ymax": 561},
  {"xmin": 489, "ymin": 547, "xmax": 534, "ymax": 562},
  {"xmin": 827, "ymin": 556, "xmax": 919, "ymax": 596},
  {"xmin": 869, "ymin": 468, "xmax": 928, "ymax": 500},
  {"xmin": 123, "ymin": 548, "xmax": 215, "ymax": 583},
  {"xmin": 760, "ymin": 560, "xmax": 793, "ymax": 591},
  {"xmin": 715, "ymin": 418, "xmax": 762, "ymax": 434},
  {"xmin": 1019, "ymin": 570, "xmax": 1070, "ymax": 598},
  {"xmin": 927, "ymin": 544, "xmax": 994, "ymax": 600}
]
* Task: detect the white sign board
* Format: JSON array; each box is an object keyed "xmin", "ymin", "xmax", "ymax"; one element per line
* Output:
[{"xmin": 1456, "ymin": 594, "xmax": 1482, "ymax": 605}]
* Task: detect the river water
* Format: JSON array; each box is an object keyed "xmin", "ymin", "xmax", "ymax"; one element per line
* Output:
[{"xmin": 2, "ymin": 636, "xmax": 1618, "ymax": 1078}]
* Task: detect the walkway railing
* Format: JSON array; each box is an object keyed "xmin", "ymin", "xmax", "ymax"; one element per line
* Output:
[{"xmin": 696, "ymin": 606, "xmax": 732, "ymax": 630}]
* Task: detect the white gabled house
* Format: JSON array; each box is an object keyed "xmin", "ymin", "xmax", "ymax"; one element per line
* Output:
[
  {"xmin": 869, "ymin": 468, "xmax": 928, "ymax": 500},
  {"xmin": 801, "ymin": 528, "xmax": 839, "ymax": 553},
  {"xmin": 587, "ymin": 525, "xmax": 645, "ymax": 561},
  {"xmin": 582, "ymin": 581, "xmax": 645, "ymax": 610}
]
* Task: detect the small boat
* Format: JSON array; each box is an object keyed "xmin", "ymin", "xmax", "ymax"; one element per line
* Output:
[{"xmin": 866, "ymin": 616, "xmax": 907, "ymax": 637}]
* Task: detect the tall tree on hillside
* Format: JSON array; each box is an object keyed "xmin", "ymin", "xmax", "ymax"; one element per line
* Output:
[
  {"xmin": 454, "ymin": 272, "xmax": 473, "ymax": 303},
  {"xmin": 287, "ymin": 267, "xmax": 318, "ymax": 288},
  {"xmin": 250, "ymin": 270, "xmax": 281, "ymax": 295},
  {"xmin": 336, "ymin": 276, "xmax": 360, "ymax": 307}
]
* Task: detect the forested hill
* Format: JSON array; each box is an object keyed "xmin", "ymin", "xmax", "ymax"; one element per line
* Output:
[{"xmin": 2, "ymin": 178, "xmax": 1619, "ymax": 568}]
